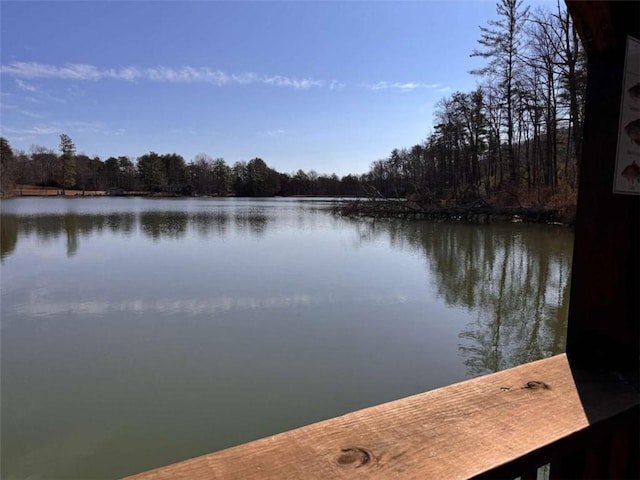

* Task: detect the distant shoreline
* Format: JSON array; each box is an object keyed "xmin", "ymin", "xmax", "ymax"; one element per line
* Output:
[
  {"xmin": 2, "ymin": 185, "xmax": 108, "ymax": 197},
  {"xmin": 1, "ymin": 185, "xmax": 573, "ymax": 225},
  {"xmin": 0, "ymin": 185, "xmax": 364, "ymax": 200}
]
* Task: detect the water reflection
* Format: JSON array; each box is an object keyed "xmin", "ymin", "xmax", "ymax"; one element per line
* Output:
[
  {"xmin": 1, "ymin": 212, "xmax": 571, "ymax": 376},
  {"xmin": 347, "ymin": 220, "xmax": 572, "ymax": 376},
  {"xmin": 0, "ymin": 200, "xmax": 573, "ymax": 479},
  {"xmin": 64, "ymin": 214, "xmax": 79, "ymax": 257},
  {"xmin": 0, "ymin": 210, "xmax": 274, "ymax": 257},
  {"xmin": 14, "ymin": 294, "xmax": 320, "ymax": 318},
  {"xmin": 0, "ymin": 215, "xmax": 18, "ymax": 260},
  {"xmin": 140, "ymin": 212, "xmax": 189, "ymax": 241},
  {"xmin": 1, "ymin": 213, "xmax": 136, "ymax": 258},
  {"xmin": 2, "ymin": 211, "xmax": 571, "ymax": 377}
]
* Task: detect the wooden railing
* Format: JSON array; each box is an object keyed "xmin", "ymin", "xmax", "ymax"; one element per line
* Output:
[{"xmin": 125, "ymin": 354, "xmax": 638, "ymax": 479}]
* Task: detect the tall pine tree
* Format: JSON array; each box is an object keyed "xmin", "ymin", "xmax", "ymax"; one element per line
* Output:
[{"xmin": 59, "ymin": 134, "xmax": 76, "ymax": 191}]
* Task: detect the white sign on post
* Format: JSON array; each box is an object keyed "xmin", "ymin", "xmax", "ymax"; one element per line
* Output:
[{"xmin": 614, "ymin": 36, "xmax": 640, "ymax": 195}]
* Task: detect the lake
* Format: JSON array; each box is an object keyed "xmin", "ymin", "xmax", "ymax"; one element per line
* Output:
[{"xmin": 0, "ymin": 197, "xmax": 573, "ymax": 479}]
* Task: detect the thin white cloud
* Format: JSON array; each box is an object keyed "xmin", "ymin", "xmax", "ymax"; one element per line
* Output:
[
  {"xmin": 329, "ymin": 80, "xmax": 346, "ymax": 91},
  {"xmin": 1, "ymin": 62, "xmax": 324, "ymax": 90},
  {"xmin": 67, "ymin": 85, "xmax": 87, "ymax": 97},
  {"xmin": 19, "ymin": 89, "xmax": 66, "ymax": 104},
  {"xmin": 2, "ymin": 62, "xmax": 448, "ymax": 94},
  {"xmin": 16, "ymin": 78, "xmax": 37, "ymax": 92},
  {"xmin": 167, "ymin": 127, "xmax": 200, "ymax": 136},
  {"xmin": 3, "ymin": 120, "xmax": 114, "ymax": 137},
  {"xmin": 361, "ymin": 81, "xmax": 445, "ymax": 92},
  {"xmin": 262, "ymin": 75, "xmax": 323, "ymax": 90},
  {"xmin": 261, "ymin": 129, "xmax": 290, "ymax": 137},
  {"xmin": 65, "ymin": 120, "xmax": 105, "ymax": 133},
  {"xmin": 19, "ymin": 110, "xmax": 46, "ymax": 119},
  {"xmin": 3, "ymin": 125, "xmax": 59, "ymax": 135}
]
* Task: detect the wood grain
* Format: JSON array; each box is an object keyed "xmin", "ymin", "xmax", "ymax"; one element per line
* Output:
[{"xmin": 124, "ymin": 354, "xmax": 639, "ymax": 479}]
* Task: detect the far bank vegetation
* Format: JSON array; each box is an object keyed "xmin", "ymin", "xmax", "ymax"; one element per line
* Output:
[{"xmin": 1, "ymin": 2, "xmax": 583, "ymax": 223}]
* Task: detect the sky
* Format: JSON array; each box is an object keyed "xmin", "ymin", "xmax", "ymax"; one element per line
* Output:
[{"xmin": 1, "ymin": 0, "xmax": 552, "ymax": 177}]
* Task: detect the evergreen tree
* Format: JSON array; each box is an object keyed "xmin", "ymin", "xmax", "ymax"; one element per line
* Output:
[
  {"xmin": 137, "ymin": 152, "xmax": 167, "ymax": 191},
  {"xmin": 59, "ymin": 134, "xmax": 76, "ymax": 190},
  {"xmin": 1, "ymin": 137, "xmax": 15, "ymax": 193}
]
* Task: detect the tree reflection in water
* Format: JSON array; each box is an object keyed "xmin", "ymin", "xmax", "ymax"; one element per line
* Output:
[
  {"xmin": 1, "ymin": 211, "xmax": 572, "ymax": 377},
  {"xmin": 0, "ymin": 210, "xmax": 273, "ymax": 259},
  {"xmin": 0, "ymin": 214, "xmax": 18, "ymax": 260},
  {"xmin": 350, "ymin": 220, "xmax": 573, "ymax": 377}
]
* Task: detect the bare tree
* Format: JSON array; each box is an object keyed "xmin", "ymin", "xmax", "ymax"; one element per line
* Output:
[{"xmin": 471, "ymin": 0, "xmax": 530, "ymax": 187}]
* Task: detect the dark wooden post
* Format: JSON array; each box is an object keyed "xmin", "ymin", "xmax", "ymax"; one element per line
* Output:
[{"xmin": 566, "ymin": 1, "xmax": 639, "ymax": 380}]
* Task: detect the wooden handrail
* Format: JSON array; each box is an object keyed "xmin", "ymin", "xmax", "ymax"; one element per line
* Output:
[{"xmin": 125, "ymin": 354, "xmax": 638, "ymax": 479}]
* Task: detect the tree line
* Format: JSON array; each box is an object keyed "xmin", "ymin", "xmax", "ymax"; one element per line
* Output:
[
  {"xmin": 362, "ymin": 0, "xmax": 585, "ymax": 207},
  {"xmin": 1, "ymin": 0, "xmax": 584, "ymax": 205},
  {"xmin": 0, "ymin": 136, "xmax": 365, "ymax": 197}
]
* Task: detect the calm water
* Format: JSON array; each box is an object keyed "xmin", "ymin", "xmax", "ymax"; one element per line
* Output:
[{"xmin": 0, "ymin": 197, "xmax": 573, "ymax": 479}]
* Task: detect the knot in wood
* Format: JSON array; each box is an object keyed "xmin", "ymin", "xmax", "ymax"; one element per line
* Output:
[
  {"xmin": 523, "ymin": 380, "xmax": 550, "ymax": 390},
  {"xmin": 337, "ymin": 447, "xmax": 371, "ymax": 468}
]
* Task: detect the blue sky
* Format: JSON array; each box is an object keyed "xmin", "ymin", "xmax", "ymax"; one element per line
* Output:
[{"xmin": 1, "ymin": 1, "xmax": 550, "ymax": 177}]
